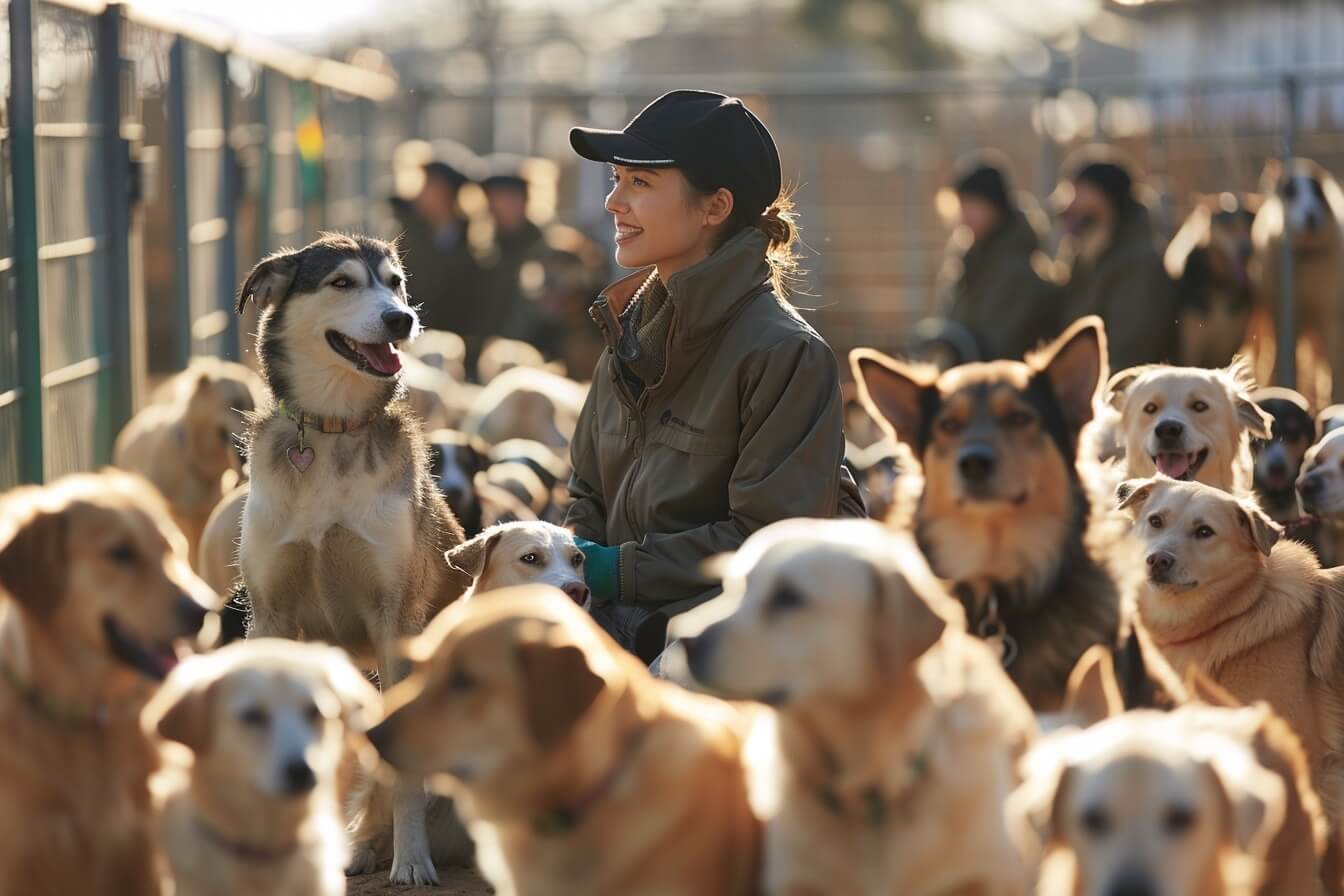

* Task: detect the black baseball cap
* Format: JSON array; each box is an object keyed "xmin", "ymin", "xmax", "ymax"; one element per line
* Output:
[{"xmin": 570, "ymin": 89, "xmax": 783, "ymax": 221}]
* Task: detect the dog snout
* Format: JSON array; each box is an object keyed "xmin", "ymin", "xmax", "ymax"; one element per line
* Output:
[
  {"xmin": 560, "ymin": 581, "xmax": 590, "ymax": 606},
  {"xmin": 381, "ymin": 309, "xmax": 414, "ymax": 340},
  {"xmin": 1146, "ymin": 551, "xmax": 1175, "ymax": 581},
  {"xmin": 1104, "ymin": 869, "xmax": 1158, "ymax": 896},
  {"xmin": 175, "ymin": 593, "xmax": 209, "ymax": 636},
  {"xmin": 1154, "ymin": 419, "xmax": 1184, "ymax": 444},
  {"xmin": 279, "ymin": 757, "xmax": 317, "ymax": 795},
  {"xmin": 1267, "ymin": 457, "xmax": 1288, "ymax": 478},
  {"xmin": 957, "ymin": 445, "xmax": 996, "ymax": 484},
  {"xmin": 682, "ymin": 625, "xmax": 721, "ymax": 684}
]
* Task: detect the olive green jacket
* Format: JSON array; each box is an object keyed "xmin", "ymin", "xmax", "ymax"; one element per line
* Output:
[{"xmin": 565, "ymin": 228, "xmax": 865, "ymax": 619}]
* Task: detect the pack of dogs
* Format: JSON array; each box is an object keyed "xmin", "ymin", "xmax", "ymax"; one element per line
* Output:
[{"xmin": 4, "ymin": 169, "xmax": 1344, "ymax": 895}]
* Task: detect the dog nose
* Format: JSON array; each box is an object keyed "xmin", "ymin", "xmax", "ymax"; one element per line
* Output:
[
  {"xmin": 175, "ymin": 594, "xmax": 209, "ymax": 636},
  {"xmin": 1146, "ymin": 551, "xmax": 1175, "ymax": 576},
  {"xmin": 681, "ymin": 626, "xmax": 720, "ymax": 682},
  {"xmin": 1300, "ymin": 475, "xmax": 1323, "ymax": 497},
  {"xmin": 1155, "ymin": 420, "xmax": 1184, "ymax": 442},
  {"xmin": 957, "ymin": 447, "xmax": 996, "ymax": 483},
  {"xmin": 381, "ymin": 309, "xmax": 414, "ymax": 340},
  {"xmin": 561, "ymin": 582, "xmax": 591, "ymax": 605},
  {"xmin": 1268, "ymin": 458, "xmax": 1288, "ymax": 478},
  {"xmin": 1105, "ymin": 870, "xmax": 1158, "ymax": 896},
  {"xmin": 280, "ymin": 758, "xmax": 316, "ymax": 794}
]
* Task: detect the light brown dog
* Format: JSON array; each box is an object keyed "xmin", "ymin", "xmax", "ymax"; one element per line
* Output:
[
  {"xmin": 198, "ymin": 482, "xmax": 248, "ymax": 597},
  {"xmin": 1012, "ymin": 707, "xmax": 1286, "ymax": 896},
  {"xmin": 1108, "ymin": 360, "xmax": 1272, "ymax": 494},
  {"xmin": 367, "ymin": 586, "xmax": 761, "ymax": 896},
  {"xmin": 679, "ymin": 518, "xmax": 1036, "ymax": 896},
  {"xmin": 0, "ymin": 471, "xmax": 221, "ymax": 896},
  {"xmin": 445, "ymin": 521, "xmax": 589, "ymax": 605},
  {"xmin": 143, "ymin": 639, "xmax": 380, "ymax": 896},
  {"xmin": 1120, "ymin": 475, "xmax": 1344, "ymax": 824},
  {"xmin": 464, "ymin": 366, "xmax": 586, "ymax": 449},
  {"xmin": 116, "ymin": 360, "xmax": 262, "ymax": 567}
]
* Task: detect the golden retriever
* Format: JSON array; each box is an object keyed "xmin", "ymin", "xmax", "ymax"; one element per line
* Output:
[
  {"xmin": 1119, "ymin": 475, "xmax": 1344, "ymax": 823},
  {"xmin": 445, "ymin": 521, "xmax": 588, "ymax": 605},
  {"xmin": 0, "ymin": 471, "xmax": 220, "ymax": 896},
  {"xmin": 1108, "ymin": 359, "xmax": 1272, "ymax": 493},
  {"xmin": 679, "ymin": 518, "xmax": 1036, "ymax": 896},
  {"xmin": 143, "ymin": 639, "xmax": 380, "ymax": 896},
  {"xmin": 367, "ymin": 585, "xmax": 761, "ymax": 896}
]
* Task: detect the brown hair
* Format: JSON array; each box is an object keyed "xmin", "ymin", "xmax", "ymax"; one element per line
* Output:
[{"xmin": 684, "ymin": 173, "xmax": 803, "ymax": 297}]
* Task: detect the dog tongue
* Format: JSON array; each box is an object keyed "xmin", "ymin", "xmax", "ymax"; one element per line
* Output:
[
  {"xmin": 1156, "ymin": 453, "xmax": 1190, "ymax": 479},
  {"xmin": 359, "ymin": 341, "xmax": 401, "ymax": 375}
]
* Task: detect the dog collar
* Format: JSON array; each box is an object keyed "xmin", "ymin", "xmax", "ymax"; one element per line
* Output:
[
  {"xmin": 791, "ymin": 710, "xmax": 931, "ymax": 828},
  {"xmin": 954, "ymin": 581, "xmax": 1021, "ymax": 668},
  {"xmin": 0, "ymin": 659, "xmax": 125, "ymax": 729},
  {"xmin": 193, "ymin": 813, "xmax": 301, "ymax": 863},
  {"xmin": 277, "ymin": 399, "xmax": 373, "ymax": 435},
  {"xmin": 532, "ymin": 725, "xmax": 649, "ymax": 837}
]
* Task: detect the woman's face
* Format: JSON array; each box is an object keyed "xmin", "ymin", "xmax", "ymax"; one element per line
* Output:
[{"xmin": 605, "ymin": 165, "xmax": 728, "ymax": 278}]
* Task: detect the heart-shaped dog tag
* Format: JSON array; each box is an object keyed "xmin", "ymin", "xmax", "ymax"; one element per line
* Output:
[{"xmin": 287, "ymin": 444, "xmax": 315, "ymax": 473}]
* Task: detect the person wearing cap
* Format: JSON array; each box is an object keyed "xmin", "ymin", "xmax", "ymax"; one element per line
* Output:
[
  {"xmin": 1056, "ymin": 151, "xmax": 1178, "ymax": 371},
  {"xmin": 564, "ymin": 89, "xmax": 865, "ymax": 663},
  {"xmin": 936, "ymin": 155, "xmax": 1062, "ymax": 363},
  {"xmin": 389, "ymin": 155, "xmax": 483, "ymax": 338}
]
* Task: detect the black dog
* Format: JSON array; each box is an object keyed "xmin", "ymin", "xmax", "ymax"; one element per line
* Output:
[{"xmin": 1251, "ymin": 387, "xmax": 1319, "ymax": 543}]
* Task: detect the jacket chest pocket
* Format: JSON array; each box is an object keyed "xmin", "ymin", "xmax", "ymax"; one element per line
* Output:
[{"xmin": 623, "ymin": 425, "xmax": 737, "ymax": 526}]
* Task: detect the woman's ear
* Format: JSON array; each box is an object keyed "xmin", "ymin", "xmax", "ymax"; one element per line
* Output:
[{"xmin": 703, "ymin": 187, "xmax": 734, "ymax": 229}]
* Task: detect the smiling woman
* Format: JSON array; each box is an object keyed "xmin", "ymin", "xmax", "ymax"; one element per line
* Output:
[{"xmin": 563, "ymin": 90, "xmax": 866, "ymax": 664}]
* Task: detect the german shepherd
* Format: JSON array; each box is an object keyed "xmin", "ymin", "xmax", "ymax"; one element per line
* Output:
[{"xmin": 851, "ymin": 317, "xmax": 1153, "ymax": 712}]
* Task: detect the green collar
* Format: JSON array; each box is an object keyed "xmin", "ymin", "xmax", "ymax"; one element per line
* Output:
[{"xmin": 277, "ymin": 399, "xmax": 373, "ymax": 435}]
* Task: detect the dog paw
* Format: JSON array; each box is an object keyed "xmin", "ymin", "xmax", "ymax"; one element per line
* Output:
[
  {"xmin": 345, "ymin": 843, "xmax": 380, "ymax": 877},
  {"xmin": 389, "ymin": 853, "xmax": 440, "ymax": 887}
]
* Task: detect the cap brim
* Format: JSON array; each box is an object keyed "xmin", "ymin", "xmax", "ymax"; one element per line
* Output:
[{"xmin": 569, "ymin": 127, "xmax": 678, "ymax": 168}]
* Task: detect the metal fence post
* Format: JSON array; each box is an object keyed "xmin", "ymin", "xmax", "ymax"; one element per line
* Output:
[
  {"xmin": 218, "ymin": 50, "xmax": 240, "ymax": 361},
  {"xmin": 98, "ymin": 3, "xmax": 132, "ymax": 459},
  {"xmin": 168, "ymin": 37, "xmax": 192, "ymax": 368},
  {"xmin": 1275, "ymin": 74, "xmax": 1298, "ymax": 389},
  {"xmin": 10, "ymin": 0, "xmax": 42, "ymax": 483}
]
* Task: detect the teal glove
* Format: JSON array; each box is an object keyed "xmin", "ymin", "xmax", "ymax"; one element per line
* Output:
[{"xmin": 574, "ymin": 537, "xmax": 621, "ymax": 605}]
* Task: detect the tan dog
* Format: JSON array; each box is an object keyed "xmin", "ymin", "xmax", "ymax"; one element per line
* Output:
[
  {"xmin": 1013, "ymin": 709, "xmax": 1286, "ymax": 896},
  {"xmin": 1120, "ymin": 476, "xmax": 1344, "ymax": 823},
  {"xmin": 0, "ymin": 471, "xmax": 221, "ymax": 896},
  {"xmin": 477, "ymin": 336, "xmax": 565, "ymax": 385},
  {"xmin": 1108, "ymin": 360, "xmax": 1272, "ymax": 493},
  {"xmin": 116, "ymin": 360, "xmax": 261, "ymax": 567},
  {"xmin": 679, "ymin": 519, "xmax": 1036, "ymax": 896},
  {"xmin": 143, "ymin": 639, "xmax": 380, "ymax": 896},
  {"xmin": 198, "ymin": 482, "xmax": 248, "ymax": 597},
  {"xmin": 1298, "ymin": 428, "xmax": 1344, "ymax": 566},
  {"xmin": 445, "ymin": 521, "xmax": 589, "ymax": 605},
  {"xmin": 464, "ymin": 366, "xmax": 586, "ymax": 449},
  {"xmin": 367, "ymin": 586, "xmax": 761, "ymax": 896}
]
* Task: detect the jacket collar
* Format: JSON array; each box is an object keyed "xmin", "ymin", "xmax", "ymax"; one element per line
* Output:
[{"xmin": 591, "ymin": 227, "xmax": 773, "ymax": 350}]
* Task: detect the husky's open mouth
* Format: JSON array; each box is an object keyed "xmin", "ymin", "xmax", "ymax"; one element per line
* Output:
[
  {"xmin": 326, "ymin": 330, "xmax": 402, "ymax": 377},
  {"xmin": 1151, "ymin": 448, "xmax": 1208, "ymax": 481},
  {"xmin": 103, "ymin": 616, "xmax": 180, "ymax": 681}
]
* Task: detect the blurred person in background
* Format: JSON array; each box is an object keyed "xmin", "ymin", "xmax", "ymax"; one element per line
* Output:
[
  {"xmin": 934, "ymin": 153, "xmax": 1061, "ymax": 364},
  {"xmin": 1055, "ymin": 149, "xmax": 1178, "ymax": 371},
  {"xmin": 388, "ymin": 146, "xmax": 482, "ymax": 341},
  {"xmin": 514, "ymin": 224, "xmax": 610, "ymax": 379}
]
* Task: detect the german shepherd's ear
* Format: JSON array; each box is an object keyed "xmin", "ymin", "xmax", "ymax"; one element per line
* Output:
[
  {"xmin": 515, "ymin": 635, "xmax": 605, "ymax": 749},
  {"xmin": 1032, "ymin": 316, "xmax": 1107, "ymax": 429},
  {"xmin": 849, "ymin": 349, "xmax": 937, "ymax": 451},
  {"xmin": 1063, "ymin": 645, "xmax": 1124, "ymax": 727},
  {"xmin": 0, "ymin": 497, "xmax": 68, "ymax": 614},
  {"xmin": 1235, "ymin": 500, "xmax": 1281, "ymax": 556},
  {"xmin": 237, "ymin": 248, "xmax": 300, "ymax": 313},
  {"xmin": 445, "ymin": 528, "xmax": 505, "ymax": 580},
  {"xmin": 1116, "ymin": 477, "xmax": 1157, "ymax": 512}
]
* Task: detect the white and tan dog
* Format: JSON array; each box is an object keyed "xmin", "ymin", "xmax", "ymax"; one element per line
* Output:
[
  {"xmin": 1108, "ymin": 360, "xmax": 1271, "ymax": 493},
  {"xmin": 679, "ymin": 518, "xmax": 1036, "ymax": 896},
  {"xmin": 445, "ymin": 521, "xmax": 589, "ymax": 605},
  {"xmin": 143, "ymin": 639, "xmax": 381, "ymax": 896}
]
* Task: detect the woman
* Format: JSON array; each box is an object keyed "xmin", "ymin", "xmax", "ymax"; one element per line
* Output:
[{"xmin": 565, "ymin": 90, "xmax": 865, "ymax": 663}]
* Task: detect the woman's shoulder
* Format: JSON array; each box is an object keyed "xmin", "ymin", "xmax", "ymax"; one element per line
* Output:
[{"xmin": 730, "ymin": 287, "xmax": 827, "ymax": 351}]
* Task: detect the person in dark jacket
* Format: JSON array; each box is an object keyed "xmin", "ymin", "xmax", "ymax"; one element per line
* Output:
[
  {"xmin": 565, "ymin": 90, "xmax": 865, "ymax": 663},
  {"xmin": 389, "ymin": 154, "xmax": 483, "ymax": 339},
  {"xmin": 938, "ymin": 156, "xmax": 1062, "ymax": 362},
  {"xmin": 1056, "ymin": 153, "xmax": 1178, "ymax": 372}
]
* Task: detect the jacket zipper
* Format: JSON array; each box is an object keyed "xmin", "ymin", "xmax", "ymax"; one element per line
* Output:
[{"xmin": 591, "ymin": 299, "xmax": 647, "ymax": 538}]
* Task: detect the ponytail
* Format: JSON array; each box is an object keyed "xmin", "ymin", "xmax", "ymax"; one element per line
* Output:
[{"xmin": 754, "ymin": 193, "xmax": 802, "ymax": 298}]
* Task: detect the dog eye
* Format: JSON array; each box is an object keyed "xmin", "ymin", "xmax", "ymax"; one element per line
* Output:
[
  {"xmin": 1191, "ymin": 400, "xmax": 1209, "ymax": 413},
  {"xmin": 448, "ymin": 669, "xmax": 475, "ymax": 693},
  {"xmin": 767, "ymin": 584, "xmax": 805, "ymax": 614},
  {"xmin": 570, "ymin": 552, "xmax": 584, "ymax": 569},
  {"xmin": 938, "ymin": 417, "xmax": 964, "ymax": 436},
  {"xmin": 106, "ymin": 542, "xmax": 139, "ymax": 566},
  {"xmin": 388, "ymin": 273, "xmax": 403, "ymax": 290},
  {"xmin": 1164, "ymin": 805, "xmax": 1196, "ymax": 835},
  {"xmin": 331, "ymin": 276, "xmax": 353, "ymax": 289},
  {"xmin": 1142, "ymin": 402, "xmax": 1158, "ymax": 415},
  {"xmin": 240, "ymin": 706, "xmax": 269, "ymax": 728},
  {"xmin": 1080, "ymin": 806, "xmax": 1110, "ymax": 837},
  {"xmin": 520, "ymin": 552, "xmax": 540, "ymax": 565},
  {"xmin": 1147, "ymin": 514, "xmax": 1163, "ymax": 529},
  {"xmin": 1194, "ymin": 525, "xmax": 1216, "ymax": 539},
  {"xmin": 1003, "ymin": 411, "xmax": 1033, "ymax": 428}
]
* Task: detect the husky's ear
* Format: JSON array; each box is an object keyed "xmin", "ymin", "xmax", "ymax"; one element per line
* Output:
[
  {"xmin": 237, "ymin": 248, "xmax": 300, "ymax": 313},
  {"xmin": 1032, "ymin": 316, "xmax": 1106, "ymax": 429},
  {"xmin": 849, "ymin": 349, "xmax": 939, "ymax": 454}
]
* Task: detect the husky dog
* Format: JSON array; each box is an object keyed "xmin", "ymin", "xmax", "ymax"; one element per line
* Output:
[{"xmin": 236, "ymin": 234, "xmax": 470, "ymax": 886}]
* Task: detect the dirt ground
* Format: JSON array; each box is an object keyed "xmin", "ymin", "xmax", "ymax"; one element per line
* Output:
[{"xmin": 348, "ymin": 868, "xmax": 493, "ymax": 895}]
